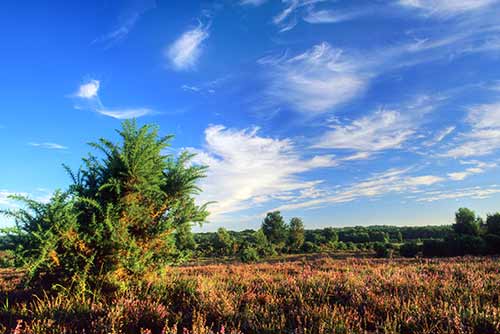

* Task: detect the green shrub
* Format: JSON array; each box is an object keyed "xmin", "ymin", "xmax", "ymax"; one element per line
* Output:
[
  {"xmin": 1, "ymin": 121, "xmax": 209, "ymax": 287},
  {"xmin": 239, "ymin": 247, "xmax": 260, "ymax": 263},
  {"xmin": 400, "ymin": 241, "xmax": 420, "ymax": 258}
]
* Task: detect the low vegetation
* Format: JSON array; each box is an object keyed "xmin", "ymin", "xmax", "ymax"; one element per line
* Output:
[{"xmin": 1, "ymin": 257, "xmax": 499, "ymax": 333}]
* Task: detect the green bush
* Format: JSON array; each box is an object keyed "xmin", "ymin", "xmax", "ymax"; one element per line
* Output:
[
  {"xmin": 239, "ymin": 246, "xmax": 260, "ymax": 263},
  {"xmin": 1, "ymin": 121, "xmax": 209, "ymax": 287},
  {"xmin": 400, "ymin": 241, "xmax": 420, "ymax": 258}
]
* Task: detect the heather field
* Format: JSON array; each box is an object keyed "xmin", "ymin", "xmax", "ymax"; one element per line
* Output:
[{"xmin": 1, "ymin": 256, "xmax": 499, "ymax": 334}]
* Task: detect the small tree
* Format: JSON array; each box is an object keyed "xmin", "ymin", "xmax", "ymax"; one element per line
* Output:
[
  {"xmin": 175, "ymin": 223, "xmax": 197, "ymax": 253},
  {"xmin": 262, "ymin": 211, "xmax": 288, "ymax": 249},
  {"xmin": 288, "ymin": 217, "xmax": 305, "ymax": 252},
  {"xmin": 213, "ymin": 228, "xmax": 234, "ymax": 257},
  {"xmin": 253, "ymin": 229, "xmax": 275, "ymax": 257},
  {"xmin": 486, "ymin": 213, "xmax": 500, "ymax": 236},
  {"xmin": 453, "ymin": 208, "xmax": 481, "ymax": 236}
]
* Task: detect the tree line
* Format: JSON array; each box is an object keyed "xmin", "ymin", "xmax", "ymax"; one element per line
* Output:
[{"xmin": 173, "ymin": 208, "xmax": 500, "ymax": 262}]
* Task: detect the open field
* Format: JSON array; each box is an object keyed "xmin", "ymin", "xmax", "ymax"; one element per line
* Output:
[{"xmin": 0, "ymin": 256, "xmax": 499, "ymax": 334}]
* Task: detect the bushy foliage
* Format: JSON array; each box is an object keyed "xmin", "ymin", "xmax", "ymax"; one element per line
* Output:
[
  {"xmin": 454, "ymin": 207, "xmax": 481, "ymax": 236},
  {"xmin": 287, "ymin": 217, "xmax": 305, "ymax": 252},
  {"xmin": 239, "ymin": 246, "xmax": 259, "ymax": 263},
  {"xmin": 399, "ymin": 241, "xmax": 420, "ymax": 258},
  {"xmin": 261, "ymin": 211, "xmax": 288, "ymax": 249},
  {"xmin": 1, "ymin": 120, "xmax": 209, "ymax": 286}
]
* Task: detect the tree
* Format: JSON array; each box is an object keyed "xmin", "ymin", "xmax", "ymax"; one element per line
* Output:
[
  {"xmin": 252, "ymin": 229, "xmax": 275, "ymax": 257},
  {"xmin": 453, "ymin": 208, "xmax": 481, "ymax": 236},
  {"xmin": 486, "ymin": 213, "xmax": 500, "ymax": 236},
  {"xmin": 400, "ymin": 241, "xmax": 420, "ymax": 257},
  {"xmin": 3, "ymin": 120, "xmax": 209, "ymax": 286},
  {"xmin": 322, "ymin": 227, "xmax": 338, "ymax": 243},
  {"xmin": 288, "ymin": 217, "xmax": 305, "ymax": 252},
  {"xmin": 261, "ymin": 211, "xmax": 288, "ymax": 247},
  {"xmin": 213, "ymin": 228, "xmax": 234, "ymax": 257},
  {"xmin": 175, "ymin": 223, "xmax": 197, "ymax": 253}
]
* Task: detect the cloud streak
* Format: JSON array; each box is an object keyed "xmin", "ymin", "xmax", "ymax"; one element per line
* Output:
[
  {"xmin": 29, "ymin": 142, "xmax": 68, "ymax": 150},
  {"xmin": 443, "ymin": 102, "xmax": 500, "ymax": 158},
  {"xmin": 72, "ymin": 79, "xmax": 154, "ymax": 119},
  {"xmin": 272, "ymin": 168, "xmax": 445, "ymax": 212},
  {"xmin": 166, "ymin": 24, "xmax": 210, "ymax": 71},
  {"xmin": 260, "ymin": 42, "xmax": 367, "ymax": 114}
]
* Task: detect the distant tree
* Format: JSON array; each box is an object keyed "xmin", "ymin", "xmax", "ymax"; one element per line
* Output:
[
  {"xmin": 369, "ymin": 231, "xmax": 389, "ymax": 243},
  {"xmin": 239, "ymin": 246, "xmax": 259, "ymax": 263},
  {"xmin": 486, "ymin": 213, "xmax": 500, "ymax": 236},
  {"xmin": 396, "ymin": 231, "xmax": 404, "ymax": 243},
  {"xmin": 453, "ymin": 208, "xmax": 481, "ymax": 236},
  {"xmin": 322, "ymin": 227, "xmax": 338, "ymax": 243},
  {"xmin": 175, "ymin": 223, "xmax": 197, "ymax": 253},
  {"xmin": 253, "ymin": 229, "xmax": 275, "ymax": 257},
  {"xmin": 288, "ymin": 217, "xmax": 305, "ymax": 252},
  {"xmin": 399, "ymin": 241, "xmax": 420, "ymax": 257},
  {"xmin": 302, "ymin": 241, "xmax": 320, "ymax": 253},
  {"xmin": 262, "ymin": 211, "xmax": 288, "ymax": 247},
  {"xmin": 213, "ymin": 228, "xmax": 234, "ymax": 256}
]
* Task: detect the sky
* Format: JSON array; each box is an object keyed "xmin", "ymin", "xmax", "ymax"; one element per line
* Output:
[{"xmin": 1, "ymin": 0, "xmax": 500, "ymax": 231}]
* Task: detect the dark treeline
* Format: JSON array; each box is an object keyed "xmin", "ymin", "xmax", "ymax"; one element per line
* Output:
[{"xmin": 170, "ymin": 208, "xmax": 500, "ymax": 262}]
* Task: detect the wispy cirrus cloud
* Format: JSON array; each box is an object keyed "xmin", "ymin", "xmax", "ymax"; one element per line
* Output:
[
  {"xmin": 29, "ymin": 142, "xmax": 67, "ymax": 150},
  {"xmin": 422, "ymin": 126, "xmax": 455, "ymax": 147},
  {"xmin": 312, "ymin": 95, "xmax": 440, "ymax": 153},
  {"xmin": 447, "ymin": 160, "xmax": 497, "ymax": 181},
  {"xmin": 93, "ymin": 0, "xmax": 156, "ymax": 47},
  {"xmin": 303, "ymin": 8, "xmax": 366, "ymax": 24},
  {"xmin": 260, "ymin": 42, "xmax": 368, "ymax": 114},
  {"xmin": 271, "ymin": 168, "xmax": 445, "ymax": 212},
  {"xmin": 166, "ymin": 23, "xmax": 210, "ymax": 71},
  {"xmin": 71, "ymin": 79, "xmax": 154, "ymax": 119},
  {"xmin": 417, "ymin": 185, "xmax": 500, "ymax": 202},
  {"xmin": 398, "ymin": 0, "xmax": 498, "ymax": 16},
  {"xmin": 240, "ymin": 0, "xmax": 268, "ymax": 6},
  {"xmin": 190, "ymin": 124, "xmax": 337, "ymax": 220},
  {"xmin": 443, "ymin": 102, "xmax": 500, "ymax": 158}
]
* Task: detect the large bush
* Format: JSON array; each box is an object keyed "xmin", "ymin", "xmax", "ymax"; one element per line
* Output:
[{"xmin": 2, "ymin": 120, "xmax": 209, "ymax": 287}]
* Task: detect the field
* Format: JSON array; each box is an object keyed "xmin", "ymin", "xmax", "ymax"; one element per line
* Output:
[{"xmin": 0, "ymin": 256, "xmax": 499, "ymax": 334}]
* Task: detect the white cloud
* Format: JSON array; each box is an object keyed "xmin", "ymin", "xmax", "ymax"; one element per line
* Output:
[
  {"xmin": 422, "ymin": 126, "xmax": 455, "ymax": 147},
  {"xmin": 97, "ymin": 108, "xmax": 154, "ymax": 119},
  {"xmin": 191, "ymin": 124, "xmax": 336, "ymax": 220},
  {"xmin": 303, "ymin": 9, "xmax": 363, "ymax": 24},
  {"xmin": 261, "ymin": 42, "xmax": 367, "ymax": 114},
  {"xmin": 313, "ymin": 95, "xmax": 437, "ymax": 152},
  {"xmin": 92, "ymin": 0, "xmax": 156, "ymax": 47},
  {"xmin": 398, "ymin": 0, "xmax": 498, "ymax": 16},
  {"xmin": 240, "ymin": 0, "xmax": 268, "ymax": 6},
  {"xmin": 443, "ymin": 103, "xmax": 500, "ymax": 157},
  {"xmin": 72, "ymin": 79, "xmax": 154, "ymax": 119},
  {"xmin": 75, "ymin": 79, "xmax": 100, "ymax": 99},
  {"xmin": 417, "ymin": 185, "xmax": 500, "ymax": 202},
  {"xmin": 166, "ymin": 24, "xmax": 209, "ymax": 71},
  {"xmin": 314, "ymin": 109, "xmax": 414, "ymax": 151},
  {"xmin": 29, "ymin": 142, "xmax": 68, "ymax": 150},
  {"xmin": 447, "ymin": 160, "xmax": 496, "ymax": 180},
  {"xmin": 271, "ymin": 168, "xmax": 444, "ymax": 212},
  {"xmin": 273, "ymin": 0, "xmax": 327, "ymax": 32}
]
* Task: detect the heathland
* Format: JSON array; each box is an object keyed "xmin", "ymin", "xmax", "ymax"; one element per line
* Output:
[{"xmin": 1, "ymin": 121, "xmax": 499, "ymax": 334}]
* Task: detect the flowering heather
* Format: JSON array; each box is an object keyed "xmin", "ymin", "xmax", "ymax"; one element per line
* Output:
[{"xmin": 0, "ymin": 256, "xmax": 499, "ymax": 333}]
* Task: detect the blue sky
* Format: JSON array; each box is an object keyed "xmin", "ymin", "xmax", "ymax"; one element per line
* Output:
[{"xmin": 1, "ymin": 0, "xmax": 500, "ymax": 231}]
